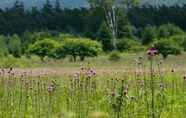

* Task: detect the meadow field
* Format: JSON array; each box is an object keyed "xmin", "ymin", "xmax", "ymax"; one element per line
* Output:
[
  {"xmin": 0, "ymin": 53, "xmax": 186, "ymax": 118},
  {"xmin": 1, "ymin": 0, "xmax": 186, "ymax": 118}
]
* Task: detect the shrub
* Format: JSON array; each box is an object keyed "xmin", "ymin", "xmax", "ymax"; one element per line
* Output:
[
  {"xmin": 62, "ymin": 38, "xmax": 102, "ymax": 61},
  {"xmin": 96, "ymin": 21, "xmax": 113, "ymax": 51},
  {"xmin": 108, "ymin": 51, "xmax": 121, "ymax": 61},
  {"xmin": 59, "ymin": 33, "xmax": 76, "ymax": 40},
  {"xmin": 182, "ymin": 39, "xmax": 186, "ymax": 51},
  {"xmin": 157, "ymin": 24, "xmax": 184, "ymax": 38},
  {"xmin": 0, "ymin": 35, "xmax": 8, "ymax": 56},
  {"xmin": 117, "ymin": 38, "xmax": 145, "ymax": 52},
  {"xmin": 118, "ymin": 24, "xmax": 136, "ymax": 39},
  {"xmin": 27, "ymin": 38, "xmax": 60, "ymax": 61},
  {"xmin": 169, "ymin": 35, "xmax": 186, "ymax": 51},
  {"xmin": 154, "ymin": 39, "xmax": 182, "ymax": 59},
  {"xmin": 141, "ymin": 26, "xmax": 157, "ymax": 45},
  {"xmin": 8, "ymin": 34, "xmax": 22, "ymax": 58},
  {"xmin": 51, "ymin": 44, "xmax": 66, "ymax": 59}
]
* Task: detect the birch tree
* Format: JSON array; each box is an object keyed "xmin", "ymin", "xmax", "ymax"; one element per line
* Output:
[{"xmin": 88, "ymin": 0, "xmax": 139, "ymax": 50}]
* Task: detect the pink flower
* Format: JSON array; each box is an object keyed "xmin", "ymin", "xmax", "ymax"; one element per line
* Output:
[{"xmin": 147, "ymin": 47, "xmax": 158, "ymax": 56}]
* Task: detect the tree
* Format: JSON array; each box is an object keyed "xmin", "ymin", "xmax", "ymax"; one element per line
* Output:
[
  {"xmin": 154, "ymin": 39, "xmax": 182, "ymax": 59},
  {"xmin": 54, "ymin": 0, "xmax": 62, "ymax": 12},
  {"xmin": 157, "ymin": 24, "xmax": 184, "ymax": 38},
  {"xmin": 27, "ymin": 38, "xmax": 59, "ymax": 61},
  {"xmin": 62, "ymin": 38, "xmax": 102, "ymax": 61},
  {"xmin": 97, "ymin": 21, "xmax": 113, "ymax": 51},
  {"xmin": 8, "ymin": 34, "xmax": 22, "ymax": 57},
  {"xmin": 141, "ymin": 26, "xmax": 157, "ymax": 45},
  {"xmin": 88, "ymin": 0, "xmax": 139, "ymax": 50}
]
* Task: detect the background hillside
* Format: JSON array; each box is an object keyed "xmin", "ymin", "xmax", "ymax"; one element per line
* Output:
[{"xmin": 0, "ymin": 0, "xmax": 186, "ymax": 9}]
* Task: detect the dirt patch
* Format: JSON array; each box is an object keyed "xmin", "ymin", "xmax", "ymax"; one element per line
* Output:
[{"xmin": 0, "ymin": 66, "xmax": 185, "ymax": 77}]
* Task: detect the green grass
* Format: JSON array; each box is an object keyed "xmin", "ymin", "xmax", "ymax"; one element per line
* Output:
[
  {"xmin": 0, "ymin": 54, "xmax": 186, "ymax": 117},
  {"xmin": 0, "ymin": 57, "xmax": 186, "ymax": 118},
  {"xmin": 1, "ymin": 53, "xmax": 186, "ymax": 69}
]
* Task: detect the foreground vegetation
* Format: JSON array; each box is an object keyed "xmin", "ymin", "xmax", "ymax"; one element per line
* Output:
[{"xmin": 0, "ymin": 52, "xmax": 186, "ymax": 118}]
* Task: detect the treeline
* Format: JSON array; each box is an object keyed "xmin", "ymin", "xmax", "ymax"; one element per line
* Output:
[
  {"xmin": 0, "ymin": 0, "xmax": 103, "ymax": 36},
  {"xmin": 1, "ymin": 1, "xmax": 186, "ymax": 37},
  {"xmin": 128, "ymin": 5, "xmax": 186, "ymax": 30}
]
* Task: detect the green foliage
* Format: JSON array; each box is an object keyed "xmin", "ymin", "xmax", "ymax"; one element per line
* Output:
[
  {"xmin": 117, "ymin": 38, "xmax": 145, "ymax": 52},
  {"xmin": 8, "ymin": 34, "xmax": 22, "ymax": 57},
  {"xmin": 51, "ymin": 44, "xmax": 65, "ymax": 59},
  {"xmin": 27, "ymin": 38, "xmax": 60, "ymax": 61},
  {"xmin": 169, "ymin": 35, "xmax": 186, "ymax": 51},
  {"xmin": 59, "ymin": 33, "xmax": 77, "ymax": 40},
  {"xmin": 118, "ymin": 24, "xmax": 136, "ymax": 39},
  {"xmin": 0, "ymin": 35, "xmax": 8, "ymax": 56},
  {"xmin": 157, "ymin": 24, "xmax": 184, "ymax": 38},
  {"xmin": 97, "ymin": 22, "xmax": 112, "ymax": 51},
  {"xmin": 182, "ymin": 39, "xmax": 186, "ymax": 51},
  {"xmin": 62, "ymin": 38, "xmax": 102, "ymax": 61},
  {"xmin": 154, "ymin": 39, "xmax": 182, "ymax": 59},
  {"xmin": 108, "ymin": 51, "xmax": 121, "ymax": 61},
  {"xmin": 141, "ymin": 26, "xmax": 157, "ymax": 45}
]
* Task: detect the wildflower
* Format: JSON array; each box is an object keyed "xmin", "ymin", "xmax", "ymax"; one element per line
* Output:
[
  {"xmin": 111, "ymin": 91, "xmax": 115, "ymax": 97},
  {"xmin": 123, "ymin": 90, "xmax": 128, "ymax": 96},
  {"xmin": 183, "ymin": 75, "xmax": 186, "ymax": 80},
  {"xmin": 90, "ymin": 69, "xmax": 96, "ymax": 76},
  {"xmin": 47, "ymin": 84, "xmax": 55, "ymax": 93},
  {"xmin": 147, "ymin": 47, "xmax": 158, "ymax": 57},
  {"xmin": 86, "ymin": 68, "xmax": 97, "ymax": 78},
  {"xmin": 80, "ymin": 65, "xmax": 85, "ymax": 71},
  {"xmin": 139, "ymin": 56, "xmax": 143, "ymax": 60},
  {"xmin": 159, "ymin": 60, "xmax": 163, "ymax": 65},
  {"xmin": 171, "ymin": 69, "xmax": 175, "ymax": 73},
  {"xmin": 73, "ymin": 72, "xmax": 80, "ymax": 79},
  {"xmin": 160, "ymin": 83, "xmax": 165, "ymax": 89}
]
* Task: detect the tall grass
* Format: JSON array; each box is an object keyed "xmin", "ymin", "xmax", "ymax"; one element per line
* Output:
[{"xmin": 0, "ymin": 54, "xmax": 185, "ymax": 117}]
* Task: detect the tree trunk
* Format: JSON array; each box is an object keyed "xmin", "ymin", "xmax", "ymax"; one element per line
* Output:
[
  {"xmin": 104, "ymin": 5, "xmax": 118, "ymax": 50},
  {"xmin": 73, "ymin": 55, "xmax": 77, "ymax": 62},
  {"xmin": 80, "ymin": 56, "xmax": 85, "ymax": 61},
  {"xmin": 41, "ymin": 57, "xmax": 45, "ymax": 62}
]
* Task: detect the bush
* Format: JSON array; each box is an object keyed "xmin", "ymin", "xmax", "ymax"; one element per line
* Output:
[
  {"xmin": 27, "ymin": 38, "xmax": 60, "ymax": 61},
  {"xmin": 62, "ymin": 38, "xmax": 102, "ymax": 61},
  {"xmin": 154, "ymin": 39, "xmax": 182, "ymax": 59},
  {"xmin": 141, "ymin": 26, "xmax": 157, "ymax": 45},
  {"xmin": 96, "ymin": 22, "xmax": 113, "ymax": 51},
  {"xmin": 182, "ymin": 39, "xmax": 186, "ymax": 51},
  {"xmin": 157, "ymin": 24, "xmax": 184, "ymax": 38},
  {"xmin": 117, "ymin": 38, "xmax": 145, "ymax": 52},
  {"xmin": 169, "ymin": 35, "xmax": 186, "ymax": 51},
  {"xmin": 8, "ymin": 34, "xmax": 22, "ymax": 57},
  {"xmin": 0, "ymin": 35, "xmax": 8, "ymax": 56},
  {"xmin": 108, "ymin": 51, "xmax": 121, "ymax": 61}
]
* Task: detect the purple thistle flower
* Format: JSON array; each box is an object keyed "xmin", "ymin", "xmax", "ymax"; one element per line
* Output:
[{"xmin": 147, "ymin": 47, "xmax": 158, "ymax": 56}]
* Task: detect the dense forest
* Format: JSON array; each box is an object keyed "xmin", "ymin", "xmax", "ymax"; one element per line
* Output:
[{"xmin": 0, "ymin": 0, "xmax": 186, "ymax": 36}]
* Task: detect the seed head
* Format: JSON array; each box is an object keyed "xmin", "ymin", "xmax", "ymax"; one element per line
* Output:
[{"xmin": 183, "ymin": 75, "xmax": 186, "ymax": 80}]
